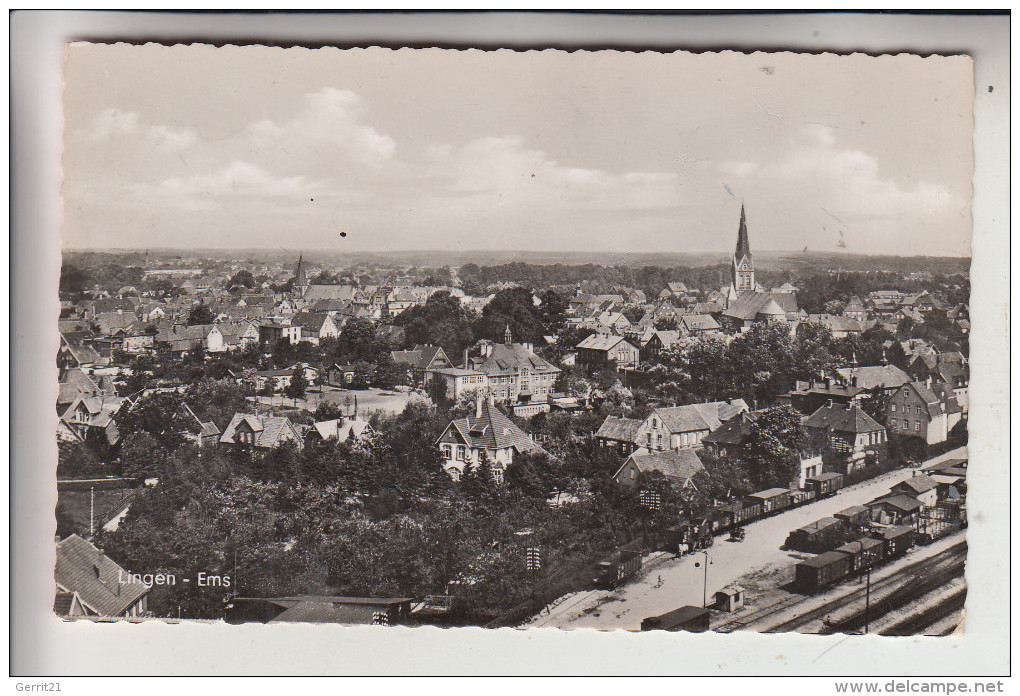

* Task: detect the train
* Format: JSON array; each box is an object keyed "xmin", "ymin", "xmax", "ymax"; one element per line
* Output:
[
  {"xmin": 709, "ymin": 475, "xmax": 849, "ymax": 536},
  {"xmin": 594, "ymin": 549, "xmax": 643, "ymax": 590},
  {"xmin": 784, "ymin": 517, "xmax": 849, "ymax": 554},
  {"xmin": 794, "ymin": 525, "xmax": 916, "ymax": 594},
  {"xmin": 640, "ymin": 605, "xmax": 710, "ymax": 632},
  {"xmin": 595, "ymin": 475, "xmax": 854, "ymax": 590}
]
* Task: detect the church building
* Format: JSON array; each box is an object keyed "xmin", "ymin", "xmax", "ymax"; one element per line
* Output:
[{"xmin": 719, "ymin": 205, "xmax": 799, "ymax": 331}]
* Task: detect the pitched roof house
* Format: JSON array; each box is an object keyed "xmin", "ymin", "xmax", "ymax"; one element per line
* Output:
[
  {"xmin": 834, "ymin": 364, "xmax": 912, "ymax": 393},
  {"xmin": 612, "ymin": 449, "xmax": 705, "ymax": 489},
  {"xmin": 634, "ymin": 400, "xmax": 749, "ymax": 452},
  {"xmin": 803, "ymin": 402, "xmax": 887, "ymax": 466},
  {"xmin": 310, "ymin": 418, "xmax": 372, "ymax": 443},
  {"xmin": 576, "ymin": 333, "xmax": 640, "ymax": 369},
  {"xmin": 220, "ymin": 413, "xmax": 302, "ymax": 449},
  {"xmin": 436, "ymin": 396, "xmax": 546, "ymax": 483},
  {"xmin": 595, "ymin": 415, "xmax": 643, "ymax": 456},
  {"xmin": 54, "ymin": 535, "xmax": 149, "ymax": 618},
  {"xmin": 885, "ymin": 380, "xmax": 963, "ymax": 445}
]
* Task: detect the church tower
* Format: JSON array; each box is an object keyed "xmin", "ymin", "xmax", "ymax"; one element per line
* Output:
[
  {"xmin": 292, "ymin": 254, "xmax": 309, "ymax": 298},
  {"xmin": 293, "ymin": 252, "xmax": 308, "ymax": 289},
  {"xmin": 731, "ymin": 204, "xmax": 755, "ymax": 295}
]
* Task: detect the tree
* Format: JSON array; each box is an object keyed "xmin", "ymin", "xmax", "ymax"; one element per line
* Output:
[
  {"xmin": 59, "ymin": 264, "xmax": 89, "ymax": 295},
  {"xmin": 475, "ymin": 287, "xmax": 545, "ymax": 344},
  {"xmin": 187, "ymin": 303, "xmax": 216, "ymax": 326},
  {"xmin": 538, "ymin": 290, "xmax": 569, "ymax": 333},
  {"xmin": 285, "ymin": 367, "xmax": 308, "ymax": 401},
  {"xmin": 228, "ymin": 270, "xmax": 257, "ymax": 289},
  {"xmin": 115, "ymin": 391, "xmax": 198, "ymax": 451},
  {"xmin": 739, "ymin": 406, "xmax": 803, "ymax": 489},
  {"xmin": 426, "ymin": 373, "xmax": 451, "ymax": 407},
  {"xmin": 394, "ymin": 291, "xmax": 475, "ymax": 358}
]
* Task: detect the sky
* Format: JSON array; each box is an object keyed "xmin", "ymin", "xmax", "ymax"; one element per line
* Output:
[{"xmin": 62, "ymin": 45, "xmax": 974, "ymax": 256}]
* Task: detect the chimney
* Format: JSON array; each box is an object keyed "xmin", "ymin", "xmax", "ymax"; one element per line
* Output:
[
  {"xmin": 851, "ymin": 376, "xmax": 858, "ymax": 387},
  {"xmin": 463, "ymin": 347, "xmax": 469, "ymax": 370},
  {"xmin": 475, "ymin": 391, "xmax": 484, "ymax": 419}
]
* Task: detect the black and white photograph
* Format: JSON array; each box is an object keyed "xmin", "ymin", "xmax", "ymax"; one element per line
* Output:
[{"xmin": 53, "ymin": 43, "xmax": 976, "ymax": 634}]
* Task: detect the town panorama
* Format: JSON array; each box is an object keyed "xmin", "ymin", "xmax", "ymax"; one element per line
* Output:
[{"xmin": 56, "ymin": 208, "xmax": 970, "ymax": 633}]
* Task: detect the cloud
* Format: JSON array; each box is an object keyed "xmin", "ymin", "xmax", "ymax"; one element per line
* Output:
[
  {"xmin": 421, "ymin": 134, "xmax": 679, "ymax": 211},
  {"xmin": 63, "ymin": 90, "xmax": 968, "ymax": 255},
  {"xmin": 237, "ymin": 88, "xmax": 396, "ymax": 176}
]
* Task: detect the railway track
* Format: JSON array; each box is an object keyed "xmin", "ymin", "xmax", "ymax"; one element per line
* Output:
[
  {"xmin": 810, "ymin": 547, "xmax": 967, "ymax": 635},
  {"xmin": 530, "ymin": 590, "xmax": 602, "ymax": 627},
  {"xmin": 877, "ymin": 587, "xmax": 967, "ymax": 636},
  {"xmin": 714, "ymin": 596, "xmax": 804, "ymax": 633},
  {"xmin": 754, "ymin": 541, "xmax": 966, "ymax": 634}
]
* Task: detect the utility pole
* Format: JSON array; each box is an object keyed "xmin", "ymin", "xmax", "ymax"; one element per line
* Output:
[
  {"xmin": 697, "ymin": 550, "xmax": 711, "ymax": 608},
  {"xmin": 89, "ymin": 487, "xmax": 95, "ymax": 538},
  {"xmin": 864, "ymin": 562, "xmax": 872, "ymax": 635}
]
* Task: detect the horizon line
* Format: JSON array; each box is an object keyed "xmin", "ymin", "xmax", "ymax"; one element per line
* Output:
[{"xmin": 61, "ymin": 247, "xmax": 973, "ymax": 259}]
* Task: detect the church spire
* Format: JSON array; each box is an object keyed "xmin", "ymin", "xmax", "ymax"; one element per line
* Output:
[
  {"xmin": 735, "ymin": 203, "xmax": 751, "ymax": 263},
  {"xmin": 294, "ymin": 254, "xmax": 308, "ymax": 287},
  {"xmin": 504, "ymin": 323, "xmax": 513, "ymax": 345},
  {"xmin": 731, "ymin": 203, "xmax": 755, "ymax": 295}
]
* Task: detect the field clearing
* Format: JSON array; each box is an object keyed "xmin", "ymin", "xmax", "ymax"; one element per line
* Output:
[{"xmin": 57, "ymin": 487, "xmax": 140, "ymax": 537}]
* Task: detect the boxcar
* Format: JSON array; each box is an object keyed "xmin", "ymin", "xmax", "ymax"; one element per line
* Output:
[
  {"xmin": 873, "ymin": 525, "xmax": 915, "ymax": 560},
  {"xmin": 833, "ymin": 537, "xmax": 883, "ymax": 573},
  {"xmin": 835, "ymin": 505, "xmax": 870, "ymax": 527},
  {"xmin": 747, "ymin": 488, "xmax": 793, "ymax": 515},
  {"xmin": 785, "ymin": 517, "xmax": 847, "ymax": 554},
  {"xmin": 662, "ymin": 521, "xmax": 691, "ymax": 553},
  {"xmin": 806, "ymin": 472, "xmax": 846, "ymax": 498},
  {"xmin": 595, "ymin": 549, "xmax": 642, "ymax": 590},
  {"xmin": 640, "ymin": 605, "xmax": 710, "ymax": 632},
  {"xmin": 790, "ymin": 489, "xmax": 817, "ymax": 506},
  {"xmin": 794, "ymin": 551, "xmax": 852, "ymax": 594},
  {"xmin": 711, "ymin": 502, "xmax": 740, "ymax": 532},
  {"xmin": 733, "ymin": 500, "xmax": 764, "ymax": 525}
]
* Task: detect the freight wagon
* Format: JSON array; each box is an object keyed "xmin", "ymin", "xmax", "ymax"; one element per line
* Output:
[
  {"xmin": 834, "ymin": 537, "xmax": 884, "ymax": 574},
  {"xmin": 784, "ymin": 517, "xmax": 849, "ymax": 554},
  {"xmin": 747, "ymin": 488, "xmax": 793, "ymax": 515},
  {"xmin": 640, "ymin": 605, "xmax": 710, "ymax": 632},
  {"xmin": 873, "ymin": 525, "xmax": 915, "ymax": 559},
  {"xmin": 794, "ymin": 550, "xmax": 853, "ymax": 594},
  {"xmin": 594, "ymin": 549, "xmax": 642, "ymax": 590},
  {"xmin": 805, "ymin": 472, "xmax": 846, "ymax": 498},
  {"xmin": 835, "ymin": 505, "xmax": 870, "ymax": 528}
]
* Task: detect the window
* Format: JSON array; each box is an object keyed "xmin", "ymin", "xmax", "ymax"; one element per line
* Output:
[
  {"xmin": 889, "ymin": 420, "xmax": 896, "ymax": 430},
  {"xmin": 916, "ymin": 406, "xmax": 922, "ymax": 415},
  {"xmin": 646, "ymin": 433, "xmax": 652, "ymax": 447},
  {"xmin": 652, "ymin": 418, "xmax": 658, "ymax": 429},
  {"xmin": 903, "ymin": 420, "xmax": 910, "ymax": 430},
  {"xmin": 441, "ymin": 444, "xmax": 452, "ymax": 459},
  {"xmin": 456, "ymin": 445, "xmax": 466, "ymax": 461},
  {"xmin": 657, "ymin": 434, "xmax": 663, "ymax": 449},
  {"xmin": 891, "ymin": 404, "xmax": 896, "ymax": 413},
  {"xmin": 914, "ymin": 422, "xmax": 921, "ymax": 432}
]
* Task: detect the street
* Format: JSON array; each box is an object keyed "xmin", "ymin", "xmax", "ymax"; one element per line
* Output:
[{"xmin": 531, "ymin": 446, "xmax": 967, "ymax": 630}]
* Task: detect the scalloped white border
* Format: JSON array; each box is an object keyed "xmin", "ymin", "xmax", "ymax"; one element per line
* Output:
[{"xmin": 11, "ymin": 11, "xmax": 1009, "ymax": 678}]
